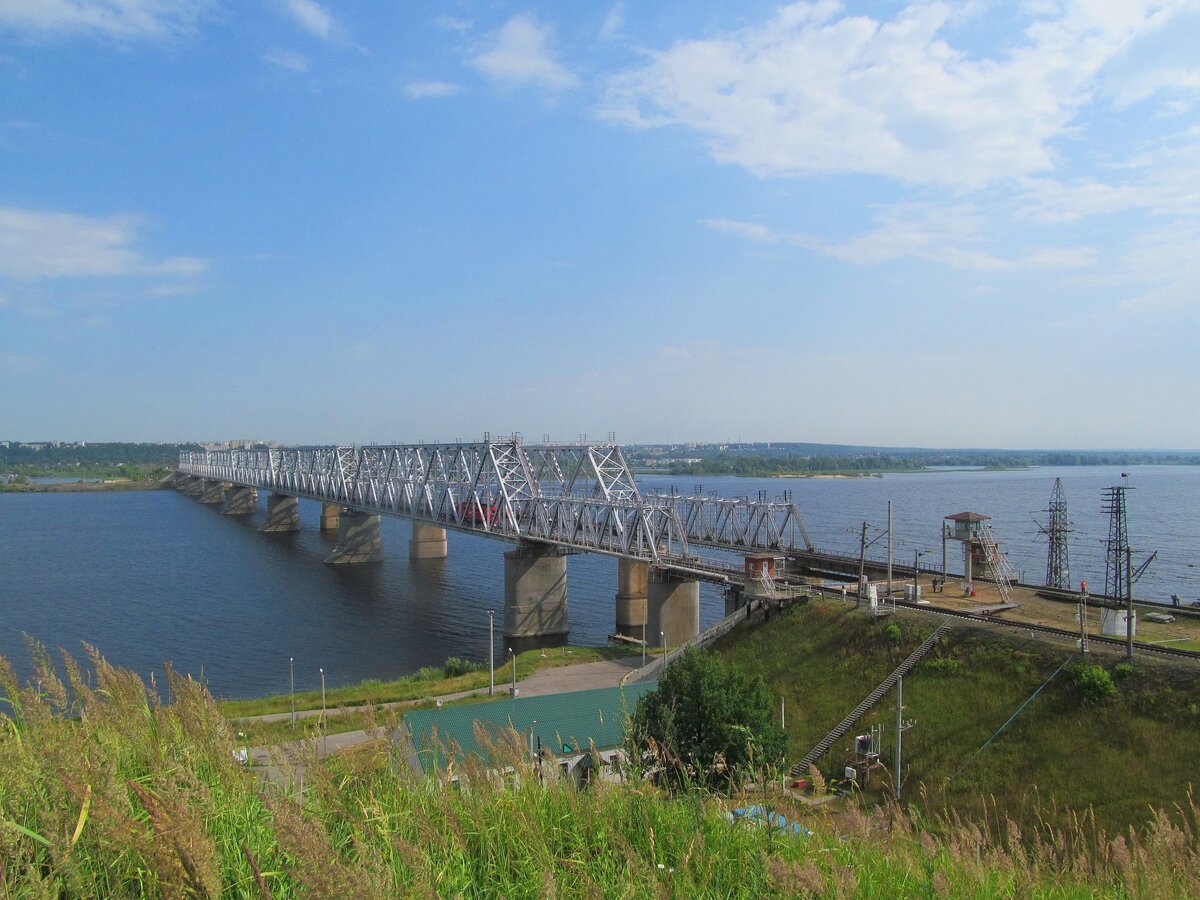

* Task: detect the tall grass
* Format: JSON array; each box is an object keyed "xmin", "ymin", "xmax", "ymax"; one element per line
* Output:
[{"xmin": 3, "ymin": 644, "xmax": 1199, "ymax": 896}]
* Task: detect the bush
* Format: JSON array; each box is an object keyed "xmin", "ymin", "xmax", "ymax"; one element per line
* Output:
[
  {"xmin": 443, "ymin": 657, "xmax": 482, "ymax": 678},
  {"xmin": 883, "ymin": 624, "xmax": 902, "ymax": 642},
  {"xmin": 1072, "ymin": 663, "xmax": 1116, "ymax": 703},
  {"xmin": 1113, "ymin": 662, "xmax": 1134, "ymax": 681},
  {"xmin": 922, "ymin": 657, "xmax": 960, "ymax": 677},
  {"xmin": 629, "ymin": 647, "xmax": 785, "ymax": 791}
]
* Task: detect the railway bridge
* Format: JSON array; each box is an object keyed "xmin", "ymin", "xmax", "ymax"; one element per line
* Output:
[{"xmin": 175, "ymin": 436, "xmax": 813, "ymax": 647}]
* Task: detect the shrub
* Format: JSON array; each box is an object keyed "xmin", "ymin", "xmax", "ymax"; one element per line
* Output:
[
  {"xmin": 883, "ymin": 624, "xmax": 902, "ymax": 642},
  {"xmin": 1113, "ymin": 662, "xmax": 1134, "ymax": 681},
  {"xmin": 1072, "ymin": 663, "xmax": 1116, "ymax": 703},
  {"xmin": 443, "ymin": 657, "xmax": 482, "ymax": 678},
  {"xmin": 923, "ymin": 657, "xmax": 960, "ymax": 677}
]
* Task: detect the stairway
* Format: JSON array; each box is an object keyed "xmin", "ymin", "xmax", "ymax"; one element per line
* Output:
[
  {"xmin": 974, "ymin": 528, "xmax": 1017, "ymax": 606},
  {"xmin": 788, "ymin": 622, "xmax": 951, "ymax": 777}
]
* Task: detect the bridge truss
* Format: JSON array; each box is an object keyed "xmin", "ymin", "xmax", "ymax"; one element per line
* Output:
[{"xmin": 178, "ymin": 438, "xmax": 809, "ymax": 576}]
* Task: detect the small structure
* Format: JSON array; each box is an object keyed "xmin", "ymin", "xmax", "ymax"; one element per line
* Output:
[
  {"xmin": 399, "ymin": 682, "xmax": 656, "ymax": 786},
  {"xmin": 943, "ymin": 512, "xmax": 1015, "ymax": 596}
]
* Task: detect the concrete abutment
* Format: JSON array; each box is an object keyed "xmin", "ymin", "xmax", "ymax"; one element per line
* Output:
[
  {"xmin": 647, "ymin": 570, "xmax": 700, "ymax": 650},
  {"xmin": 320, "ymin": 502, "xmax": 341, "ymax": 532},
  {"xmin": 615, "ymin": 558, "xmax": 648, "ymax": 640},
  {"xmin": 198, "ymin": 480, "xmax": 226, "ymax": 505},
  {"xmin": 324, "ymin": 511, "xmax": 384, "ymax": 564},
  {"xmin": 260, "ymin": 493, "xmax": 300, "ymax": 532},
  {"xmin": 409, "ymin": 521, "xmax": 448, "ymax": 560},
  {"xmin": 221, "ymin": 486, "xmax": 257, "ymax": 515},
  {"xmin": 503, "ymin": 542, "xmax": 569, "ymax": 642}
]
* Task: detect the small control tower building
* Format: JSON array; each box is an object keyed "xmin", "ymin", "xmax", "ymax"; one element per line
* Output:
[{"xmin": 943, "ymin": 511, "xmax": 998, "ymax": 593}]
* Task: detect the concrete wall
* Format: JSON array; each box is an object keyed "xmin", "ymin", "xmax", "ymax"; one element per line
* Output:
[
  {"xmin": 324, "ymin": 512, "xmax": 384, "ymax": 564},
  {"xmin": 503, "ymin": 543, "xmax": 569, "ymax": 640},
  {"xmin": 221, "ymin": 486, "xmax": 257, "ymax": 515},
  {"xmin": 409, "ymin": 521, "xmax": 448, "ymax": 559},
  {"xmin": 647, "ymin": 572, "xmax": 700, "ymax": 649},
  {"xmin": 260, "ymin": 493, "xmax": 300, "ymax": 532},
  {"xmin": 319, "ymin": 501, "xmax": 342, "ymax": 532},
  {"xmin": 614, "ymin": 558, "xmax": 648, "ymax": 639},
  {"xmin": 198, "ymin": 480, "xmax": 226, "ymax": 505}
]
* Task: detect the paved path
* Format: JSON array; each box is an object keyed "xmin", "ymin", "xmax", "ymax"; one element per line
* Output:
[{"xmin": 242, "ymin": 655, "xmax": 647, "ymax": 769}]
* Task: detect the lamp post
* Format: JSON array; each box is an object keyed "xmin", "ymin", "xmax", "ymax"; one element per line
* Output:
[
  {"xmin": 289, "ymin": 656, "xmax": 295, "ymax": 730},
  {"xmin": 660, "ymin": 630, "xmax": 665, "ymax": 654},
  {"xmin": 488, "ymin": 609, "xmax": 495, "ymax": 696},
  {"xmin": 641, "ymin": 620, "xmax": 646, "ymax": 667},
  {"xmin": 319, "ymin": 667, "xmax": 327, "ymax": 757},
  {"xmin": 509, "ymin": 648, "xmax": 516, "ymax": 696},
  {"xmin": 913, "ymin": 550, "xmax": 926, "ymax": 598}
]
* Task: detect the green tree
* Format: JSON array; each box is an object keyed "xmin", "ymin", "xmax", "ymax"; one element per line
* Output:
[{"xmin": 628, "ymin": 647, "xmax": 786, "ymax": 791}]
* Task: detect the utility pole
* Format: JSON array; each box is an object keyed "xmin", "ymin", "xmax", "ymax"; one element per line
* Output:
[
  {"xmin": 894, "ymin": 676, "xmax": 915, "ymax": 802},
  {"xmin": 857, "ymin": 521, "xmax": 868, "ymax": 607},
  {"xmin": 886, "ymin": 501, "xmax": 893, "ymax": 605},
  {"xmin": 1126, "ymin": 545, "xmax": 1134, "ymax": 659},
  {"xmin": 1078, "ymin": 585, "xmax": 1089, "ymax": 654}
]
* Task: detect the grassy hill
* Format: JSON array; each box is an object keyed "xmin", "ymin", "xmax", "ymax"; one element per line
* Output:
[{"xmin": 713, "ymin": 597, "xmax": 1200, "ymax": 833}]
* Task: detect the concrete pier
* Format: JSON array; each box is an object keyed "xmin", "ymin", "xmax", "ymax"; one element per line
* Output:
[
  {"xmin": 615, "ymin": 558, "xmax": 649, "ymax": 640},
  {"xmin": 647, "ymin": 570, "xmax": 700, "ymax": 650},
  {"xmin": 221, "ymin": 485, "xmax": 257, "ymax": 515},
  {"xmin": 320, "ymin": 501, "xmax": 341, "ymax": 532},
  {"xmin": 260, "ymin": 493, "xmax": 300, "ymax": 532},
  {"xmin": 409, "ymin": 521, "xmax": 448, "ymax": 559},
  {"xmin": 198, "ymin": 479, "xmax": 226, "ymax": 505},
  {"xmin": 503, "ymin": 542, "xmax": 569, "ymax": 641},
  {"xmin": 324, "ymin": 511, "xmax": 384, "ymax": 564}
]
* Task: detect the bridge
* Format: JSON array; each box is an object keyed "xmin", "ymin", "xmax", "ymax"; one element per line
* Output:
[{"xmin": 175, "ymin": 436, "xmax": 813, "ymax": 648}]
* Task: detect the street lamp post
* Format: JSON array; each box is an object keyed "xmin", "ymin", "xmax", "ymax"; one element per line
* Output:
[
  {"xmin": 509, "ymin": 648, "xmax": 516, "ymax": 696},
  {"xmin": 319, "ymin": 667, "xmax": 327, "ymax": 757},
  {"xmin": 660, "ymin": 630, "xmax": 665, "ymax": 654},
  {"xmin": 641, "ymin": 620, "xmax": 646, "ymax": 667},
  {"xmin": 913, "ymin": 550, "xmax": 926, "ymax": 598},
  {"xmin": 488, "ymin": 610, "xmax": 495, "ymax": 696},
  {"xmin": 289, "ymin": 656, "xmax": 295, "ymax": 730}
]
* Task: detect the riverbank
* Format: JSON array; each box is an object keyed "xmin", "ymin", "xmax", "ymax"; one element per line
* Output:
[{"xmin": 0, "ymin": 479, "xmax": 167, "ymax": 493}]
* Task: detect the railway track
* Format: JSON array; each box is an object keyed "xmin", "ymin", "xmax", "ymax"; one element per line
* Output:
[{"xmin": 889, "ymin": 598, "xmax": 1200, "ymax": 661}]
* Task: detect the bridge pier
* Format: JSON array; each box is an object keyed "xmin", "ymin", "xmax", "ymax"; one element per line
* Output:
[
  {"xmin": 503, "ymin": 542, "xmax": 569, "ymax": 642},
  {"xmin": 409, "ymin": 521, "xmax": 448, "ymax": 559},
  {"xmin": 320, "ymin": 502, "xmax": 341, "ymax": 532},
  {"xmin": 324, "ymin": 511, "xmax": 384, "ymax": 564},
  {"xmin": 615, "ymin": 558, "xmax": 648, "ymax": 640},
  {"xmin": 648, "ymin": 570, "xmax": 700, "ymax": 650},
  {"xmin": 260, "ymin": 493, "xmax": 300, "ymax": 532},
  {"xmin": 198, "ymin": 480, "xmax": 226, "ymax": 505},
  {"xmin": 221, "ymin": 486, "xmax": 257, "ymax": 515},
  {"xmin": 181, "ymin": 475, "xmax": 202, "ymax": 496}
]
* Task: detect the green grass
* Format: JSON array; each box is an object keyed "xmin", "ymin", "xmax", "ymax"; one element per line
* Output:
[
  {"xmin": 217, "ymin": 645, "xmax": 638, "ymax": 719},
  {"xmin": 714, "ymin": 597, "xmax": 1200, "ymax": 834},
  {"xmin": 4, "ymin": 643, "xmax": 1200, "ymax": 895}
]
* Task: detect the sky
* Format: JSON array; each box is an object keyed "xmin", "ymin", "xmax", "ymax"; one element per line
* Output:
[{"xmin": 1, "ymin": 0, "xmax": 1199, "ymax": 449}]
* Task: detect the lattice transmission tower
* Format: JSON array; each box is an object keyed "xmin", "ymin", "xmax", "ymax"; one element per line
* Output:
[
  {"xmin": 1037, "ymin": 478, "xmax": 1071, "ymax": 589},
  {"xmin": 1102, "ymin": 482, "xmax": 1130, "ymax": 600}
]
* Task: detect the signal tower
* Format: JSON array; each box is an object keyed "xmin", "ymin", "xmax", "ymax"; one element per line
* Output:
[
  {"xmin": 1102, "ymin": 481, "xmax": 1130, "ymax": 601},
  {"xmin": 1037, "ymin": 478, "xmax": 1071, "ymax": 590}
]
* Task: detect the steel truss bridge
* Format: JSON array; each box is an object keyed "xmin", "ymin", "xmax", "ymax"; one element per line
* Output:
[{"xmin": 177, "ymin": 437, "xmax": 813, "ymax": 581}]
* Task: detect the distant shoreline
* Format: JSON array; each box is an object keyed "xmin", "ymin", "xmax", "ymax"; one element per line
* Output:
[{"xmin": 0, "ymin": 480, "xmax": 167, "ymax": 493}]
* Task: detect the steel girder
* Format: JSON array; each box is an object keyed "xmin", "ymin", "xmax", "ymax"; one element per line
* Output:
[
  {"xmin": 177, "ymin": 439, "xmax": 811, "ymax": 565},
  {"xmin": 645, "ymin": 492, "xmax": 815, "ymax": 554}
]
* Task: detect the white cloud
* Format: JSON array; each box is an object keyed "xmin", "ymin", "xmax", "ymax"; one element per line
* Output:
[
  {"xmin": 704, "ymin": 207, "xmax": 1097, "ymax": 272},
  {"xmin": 281, "ymin": 0, "xmax": 339, "ymax": 42},
  {"xmin": 0, "ymin": 0, "xmax": 210, "ymax": 40},
  {"xmin": 0, "ymin": 206, "xmax": 208, "ymax": 280},
  {"xmin": 467, "ymin": 14, "xmax": 578, "ymax": 90},
  {"xmin": 601, "ymin": 0, "xmax": 1196, "ymax": 189},
  {"xmin": 599, "ymin": 3, "xmax": 625, "ymax": 41},
  {"xmin": 262, "ymin": 48, "xmax": 309, "ymax": 72},
  {"xmin": 405, "ymin": 80, "xmax": 460, "ymax": 99},
  {"xmin": 435, "ymin": 16, "xmax": 472, "ymax": 32}
]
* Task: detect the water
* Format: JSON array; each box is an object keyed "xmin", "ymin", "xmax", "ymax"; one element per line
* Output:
[{"xmin": 1, "ymin": 466, "xmax": 1196, "ymax": 698}]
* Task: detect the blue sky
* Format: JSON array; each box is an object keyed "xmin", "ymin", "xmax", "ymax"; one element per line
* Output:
[{"xmin": 1, "ymin": 1, "xmax": 1198, "ymax": 449}]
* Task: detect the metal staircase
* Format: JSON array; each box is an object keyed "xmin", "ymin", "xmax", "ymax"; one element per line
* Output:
[
  {"xmin": 788, "ymin": 622, "xmax": 951, "ymax": 777},
  {"xmin": 975, "ymin": 527, "xmax": 1017, "ymax": 606}
]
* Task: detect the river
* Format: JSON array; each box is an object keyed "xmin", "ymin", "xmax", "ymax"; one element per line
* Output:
[{"xmin": 1, "ymin": 465, "xmax": 1196, "ymax": 698}]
